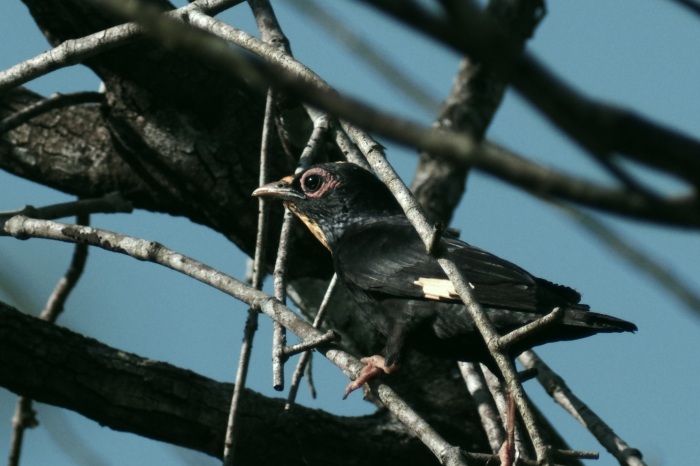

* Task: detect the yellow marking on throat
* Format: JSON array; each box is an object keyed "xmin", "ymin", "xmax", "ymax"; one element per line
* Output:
[
  {"xmin": 413, "ymin": 278, "xmax": 474, "ymax": 300},
  {"xmin": 287, "ymin": 204, "xmax": 330, "ymax": 250}
]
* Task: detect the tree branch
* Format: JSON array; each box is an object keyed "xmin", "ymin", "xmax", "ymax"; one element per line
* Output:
[
  {"xmin": 518, "ymin": 351, "xmax": 647, "ymax": 466},
  {"xmin": 359, "ymin": 0, "xmax": 700, "ymax": 188},
  {"xmin": 108, "ymin": 0, "xmax": 700, "ymax": 227},
  {"xmin": 0, "ymin": 300, "xmax": 440, "ymax": 466},
  {"xmin": 2, "ymin": 216, "xmax": 467, "ymax": 464}
]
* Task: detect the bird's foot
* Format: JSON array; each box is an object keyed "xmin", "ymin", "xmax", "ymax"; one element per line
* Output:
[
  {"xmin": 343, "ymin": 355, "xmax": 400, "ymax": 399},
  {"xmin": 497, "ymin": 391, "xmax": 517, "ymax": 466},
  {"xmin": 496, "ymin": 439, "xmax": 516, "ymax": 466}
]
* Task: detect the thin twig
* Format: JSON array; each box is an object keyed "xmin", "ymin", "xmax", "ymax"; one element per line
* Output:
[
  {"xmin": 8, "ymin": 397, "xmax": 37, "ymax": 466},
  {"xmin": 247, "ymin": 0, "xmax": 295, "ymax": 393},
  {"xmin": 0, "ymin": 92, "xmax": 104, "ymax": 134},
  {"xmin": 0, "ymin": 192, "xmax": 132, "ymax": 234},
  {"xmin": 8, "ymin": 212, "xmax": 90, "ymax": 466},
  {"xmin": 284, "ymin": 0, "xmax": 441, "ymax": 114},
  {"xmin": 283, "ymin": 330, "xmax": 340, "ymax": 357},
  {"xmin": 305, "ymin": 104, "xmax": 370, "ymax": 170},
  {"xmin": 272, "ymin": 209, "xmax": 293, "ymax": 390},
  {"xmin": 0, "ymin": 0, "xmax": 243, "ymax": 96},
  {"xmin": 495, "ymin": 307, "xmax": 563, "ymax": 350},
  {"xmin": 286, "ymin": 274, "xmax": 338, "ymax": 409},
  {"xmin": 358, "ymin": 0, "xmax": 700, "ymax": 188},
  {"xmin": 554, "ymin": 200, "xmax": 700, "ymax": 320},
  {"xmin": 122, "ymin": 0, "xmax": 700, "ymax": 227},
  {"xmin": 222, "ymin": 88, "xmax": 274, "ymax": 466},
  {"xmin": 3, "ymin": 216, "xmax": 468, "ymax": 466},
  {"xmin": 270, "ymin": 106, "xmax": 331, "ymax": 391},
  {"xmin": 518, "ymin": 351, "xmax": 647, "ymax": 466},
  {"xmin": 39, "ymin": 213, "xmax": 91, "ymax": 322},
  {"xmin": 481, "ymin": 364, "xmax": 530, "ymax": 461},
  {"xmin": 458, "ymin": 362, "xmax": 504, "ymax": 453}
]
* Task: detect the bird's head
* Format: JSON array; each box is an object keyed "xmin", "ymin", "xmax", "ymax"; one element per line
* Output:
[{"xmin": 252, "ymin": 162, "xmax": 403, "ymax": 250}]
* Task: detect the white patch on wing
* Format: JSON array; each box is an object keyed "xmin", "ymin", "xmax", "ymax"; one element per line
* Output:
[{"xmin": 413, "ymin": 278, "xmax": 474, "ymax": 300}]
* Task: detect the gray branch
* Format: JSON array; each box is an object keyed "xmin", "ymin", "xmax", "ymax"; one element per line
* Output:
[
  {"xmin": 518, "ymin": 351, "xmax": 646, "ymax": 466},
  {"xmin": 3, "ymin": 216, "xmax": 463, "ymax": 464}
]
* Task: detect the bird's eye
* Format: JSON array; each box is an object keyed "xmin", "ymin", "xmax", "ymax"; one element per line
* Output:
[{"xmin": 303, "ymin": 174, "xmax": 323, "ymax": 193}]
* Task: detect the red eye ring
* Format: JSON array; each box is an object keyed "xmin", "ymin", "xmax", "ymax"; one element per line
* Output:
[{"xmin": 300, "ymin": 168, "xmax": 339, "ymax": 198}]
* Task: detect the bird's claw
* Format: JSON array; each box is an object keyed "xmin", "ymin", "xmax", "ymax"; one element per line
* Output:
[{"xmin": 342, "ymin": 355, "xmax": 400, "ymax": 399}]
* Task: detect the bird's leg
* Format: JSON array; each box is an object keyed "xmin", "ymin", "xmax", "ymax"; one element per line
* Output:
[
  {"xmin": 497, "ymin": 392, "xmax": 517, "ymax": 466},
  {"xmin": 343, "ymin": 355, "xmax": 400, "ymax": 399}
]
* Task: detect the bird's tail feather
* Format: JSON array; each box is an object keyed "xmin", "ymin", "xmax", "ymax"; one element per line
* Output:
[{"xmin": 564, "ymin": 308, "xmax": 637, "ymax": 333}]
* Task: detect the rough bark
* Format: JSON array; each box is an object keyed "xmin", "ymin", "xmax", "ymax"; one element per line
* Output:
[
  {"xmin": 0, "ymin": 300, "xmax": 439, "ymax": 465},
  {"xmin": 2, "ymin": 0, "xmax": 332, "ymax": 279}
]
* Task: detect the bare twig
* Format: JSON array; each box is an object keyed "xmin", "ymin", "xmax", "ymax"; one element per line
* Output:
[
  {"xmin": 191, "ymin": 6, "xmax": 700, "ymax": 227},
  {"xmin": 305, "ymin": 104, "xmax": 370, "ymax": 169},
  {"xmin": 40, "ymin": 213, "xmax": 91, "ymax": 322},
  {"xmin": 0, "ymin": 92, "xmax": 103, "ymax": 134},
  {"xmin": 519, "ymin": 351, "xmax": 646, "ymax": 466},
  {"xmin": 3, "ymin": 216, "xmax": 467, "ymax": 466},
  {"xmin": 8, "ymin": 212, "xmax": 90, "ymax": 466},
  {"xmin": 554, "ymin": 201, "xmax": 700, "ymax": 320},
  {"xmin": 412, "ymin": 0, "xmax": 545, "ymax": 225},
  {"xmin": 272, "ymin": 209, "xmax": 293, "ymax": 391},
  {"xmin": 481, "ymin": 364, "xmax": 530, "ymax": 461},
  {"xmin": 8, "ymin": 397, "xmax": 37, "ymax": 466},
  {"xmin": 246, "ymin": 0, "xmax": 297, "ymax": 393},
  {"xmin": 458, "ymin": 362, "xmax": 504, "ymax": 453},
  {"xmin": 284, "ymin": 0, "xmax": 441, "ymax": 114},
  {"xmin": 286, "ymin": 274, "xmax": 339, "ymax": 409},
  {"xmin": 495, "ymin": 307, "xmax": 563, "ymax": 350},
  {"xmin": 222, "ymin": 88, "xmax": 274, "ymax": 466},
  {"xmin": 0, "ymin": 193, "xmax": 132, "ymax": 236},
  {"xmin": 270, "ymin": 106, "xmax": 331, "ymax": 391},
  {"xmin": 283, "ymin": 330, "xmax": 340, "ymax": 357},
  {"xmin": 100, "ymin": 0, "xmax": 700, "ymax": 227},
  {"xmin": 0, "ymin": 0, "xmax": 243, "ymax": 95},
  {"xmin": 331, "ymin": 120, "xmax": 371, "ymax": 170},
  {"xmin": 358, "ymin": 0, "xmax": 700, "ymax": 188}
]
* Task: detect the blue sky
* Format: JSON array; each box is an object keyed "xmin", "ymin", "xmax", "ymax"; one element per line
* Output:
[{"xmin": 1, "ymin": 1, "xmax": 699, "ymax": 465}]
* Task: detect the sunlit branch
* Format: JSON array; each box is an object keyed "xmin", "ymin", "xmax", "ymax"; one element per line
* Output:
[
  {"xmin": 518, "ymin": 351, "xmax": 646, "ymax": 466},
  {"xmin": 458, "ymin": 362, "xmax": 504, "ymax": 453},
  {"xmin": 3, "ymin": 216, "xmax": 467, "ymax": 465},
  {"xmin": 0, "ymin": 193, "xmax": 132, "ymax": 235},
  {"xmin": 0, "ymin": 0, "xmax": 243, "ymax": 96}
]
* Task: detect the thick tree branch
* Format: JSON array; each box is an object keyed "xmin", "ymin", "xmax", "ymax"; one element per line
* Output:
[
  {"xmin": 359, "ymin": 0, "xmax": 700, "ymax": 188},
  {"xmin": 2, "ymin": 216, "xmax": 469, "ymax": 464},
  {"xmin": 0, "ymin": 300, "xmax": 439, "ymax": 466},
  {"xmin": 411, "ymin": 0, "xmax": 545, "ymax": 225},
  {"xmin": 101, "ymin": 0, "xmax": 699, "ymax": 227}
]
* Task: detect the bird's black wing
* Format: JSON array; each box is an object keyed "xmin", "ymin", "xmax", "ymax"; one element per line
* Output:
[{"xmin": 335, "ymin": 220, "xmax": 579, "ymax": 312}]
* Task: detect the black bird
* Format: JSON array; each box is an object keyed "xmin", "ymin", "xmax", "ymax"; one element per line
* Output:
[{"xmin": 253, "ymin": 162, "xmax": 637, "ymax": 398}]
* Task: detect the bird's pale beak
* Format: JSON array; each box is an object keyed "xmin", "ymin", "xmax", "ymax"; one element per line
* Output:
[{"xmin": 252, "ymin": 175, "xmax": 305, "ymax": 201}]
